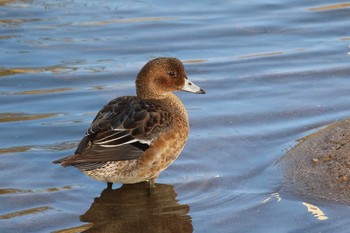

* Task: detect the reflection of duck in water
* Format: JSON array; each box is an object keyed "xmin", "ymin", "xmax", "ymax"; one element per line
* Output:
[{"xmin": 80, "ymin": 182, "xmax": 193, "ymax": 233}]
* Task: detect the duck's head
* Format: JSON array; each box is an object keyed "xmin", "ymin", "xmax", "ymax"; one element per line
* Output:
[{"xmin": 136, "ymin": 57, "xmax": 205, "ymax": 98}]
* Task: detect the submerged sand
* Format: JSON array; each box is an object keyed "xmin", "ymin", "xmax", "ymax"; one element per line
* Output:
[{"xmin": 280, "ymin": 119, "xmax": 350, "ymax": 204}]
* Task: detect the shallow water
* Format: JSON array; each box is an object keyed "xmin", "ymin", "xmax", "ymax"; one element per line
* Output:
[{"xmin": 1, "ymin": 0, "xmax": 350, "ymax": 232}]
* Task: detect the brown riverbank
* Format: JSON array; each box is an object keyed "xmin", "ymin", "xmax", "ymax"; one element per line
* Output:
[{"xmin": 281, "ymin": 119, "xmax": 350, "ymax": 204}]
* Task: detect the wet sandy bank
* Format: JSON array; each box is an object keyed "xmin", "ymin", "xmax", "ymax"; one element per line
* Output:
[{"xmin": 280, "ymin": 118, "xmax": 350, "ymax": 204}]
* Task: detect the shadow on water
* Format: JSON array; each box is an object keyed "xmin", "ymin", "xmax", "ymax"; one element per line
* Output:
[{"xmin": 68, "ymin": 182, "xmax": 192, "ymax": 233}]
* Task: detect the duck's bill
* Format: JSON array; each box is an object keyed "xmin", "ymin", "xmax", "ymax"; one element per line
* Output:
[{"xmin": 182, "ymin": 79, "xmax": 206, "ymax": 94}]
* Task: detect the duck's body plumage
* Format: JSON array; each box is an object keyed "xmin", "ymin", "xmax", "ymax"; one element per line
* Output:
[{"xmin": 53, "ymin": 57, "xmax": 205, "ymax": 186}]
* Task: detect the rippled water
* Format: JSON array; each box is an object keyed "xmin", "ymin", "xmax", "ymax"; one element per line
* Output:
[{"xmin": 1, "ymin": 0, "xmax": 350, "ymax": 232}]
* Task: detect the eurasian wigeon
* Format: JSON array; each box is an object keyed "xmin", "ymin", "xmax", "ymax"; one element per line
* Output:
[{"xmin": 53, "ymin": 57, "xmax": 205, "ymax": 188}]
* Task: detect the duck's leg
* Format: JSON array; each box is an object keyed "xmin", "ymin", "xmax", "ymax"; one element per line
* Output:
[
  {"xmin": 148, "ymin": 176, "xmax": 157, "ymax": 189},
  {"xmin": 107, "ymin": 182, "xmax": 113, "ymax": 190},
  {"xmin": 146, "ymin": 178, "xmax": 156, "ymax": 196}
]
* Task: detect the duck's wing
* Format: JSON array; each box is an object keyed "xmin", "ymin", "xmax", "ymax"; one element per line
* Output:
[{"xmin": 53, "ymin": 96, "xmax": 173, "ymax": 169}]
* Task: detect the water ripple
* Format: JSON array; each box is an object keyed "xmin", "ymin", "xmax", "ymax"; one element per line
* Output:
[
  {"xmin": 307, "ymin": 3, "xmax": 350, "ymax": 11},
  {"xmin": 0, "ymin": 206, "xmax": 51, "ymax": 220},
  {"xmin": 0, "ymin": 112, "xmax": 58, "ymax": 123},
  {"xmin": 0, "ymin": 141, "xmax": 78, "ymax": 155},
  {"xmin": 11, "ymin": 88, "xmax": 72, "ymax": 95},
  {"xmin": 75, "ymin": 17, "xmax": 174, "ymax": 26},
  {"xmin": 0, "ymin": 186, "xmax": 73, "ymax": 195},
  {"xmin": 0, "ymin": 66, "xmax": 77, "ymax": 77}
]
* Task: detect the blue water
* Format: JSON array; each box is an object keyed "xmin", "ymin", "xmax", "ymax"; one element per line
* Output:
[{"xmin": 1, "ymin": 0, "xmax": 350, "ymax": 232}]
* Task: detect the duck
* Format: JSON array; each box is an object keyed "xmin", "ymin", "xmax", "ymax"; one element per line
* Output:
[{"xmin": 53, "ymin": 57, "xmax": 205, "ymax": 189}]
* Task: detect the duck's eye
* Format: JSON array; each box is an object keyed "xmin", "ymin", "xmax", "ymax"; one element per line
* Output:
[{"xmin": 168, "ymin": 71, "xmax": 176, "ymax": 77}]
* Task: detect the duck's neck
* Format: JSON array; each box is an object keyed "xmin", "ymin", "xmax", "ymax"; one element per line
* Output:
[
  {"xmin": 138, "ymin": 92, "xmax": 189, "ymax": 124},
  {"xmin": 162, "ymin": 93, "xmax": 188, "ymax": 120}
]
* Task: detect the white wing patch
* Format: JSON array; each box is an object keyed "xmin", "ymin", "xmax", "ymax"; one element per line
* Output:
[
  {"xmin": 94, "ymin": 130, "xmax": 152, "ymax": 148},
  {"xmin": 97, "ymin": 139, "xmax": 139, "ymax": 148},
  {"xmin": 94, "ymin": 132, "xmax": 129, "ymax": 144}
]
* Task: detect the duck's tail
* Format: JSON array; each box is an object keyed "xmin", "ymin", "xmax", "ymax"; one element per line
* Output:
[{"xmin": 52, "ymin": 155, "xmax": 74, "ymax": 167}]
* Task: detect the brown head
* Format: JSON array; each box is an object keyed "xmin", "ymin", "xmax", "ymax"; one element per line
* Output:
[{"xmin": 136, "ymin": 57, "xmax": 205, "ymax": 99}]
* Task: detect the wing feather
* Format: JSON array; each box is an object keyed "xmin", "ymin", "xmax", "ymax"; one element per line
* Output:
[{"xmin": 57, "ymin": 96, "xmax": 173, "ymax": 169}]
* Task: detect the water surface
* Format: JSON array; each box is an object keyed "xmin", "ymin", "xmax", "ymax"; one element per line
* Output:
[{"xmin": 1, "ymin": 0, "xmax": 350, "ymax": 232}]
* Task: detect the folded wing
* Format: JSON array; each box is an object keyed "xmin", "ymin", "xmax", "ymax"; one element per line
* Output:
[{"xmin": 53, "ymin": 96, "xmax": 173, "ymax": 170}]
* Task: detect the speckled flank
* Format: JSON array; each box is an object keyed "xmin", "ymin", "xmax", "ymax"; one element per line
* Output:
[{"xmin": 83, "ymin": 160, "xmax": 139, "ymax": 183}]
